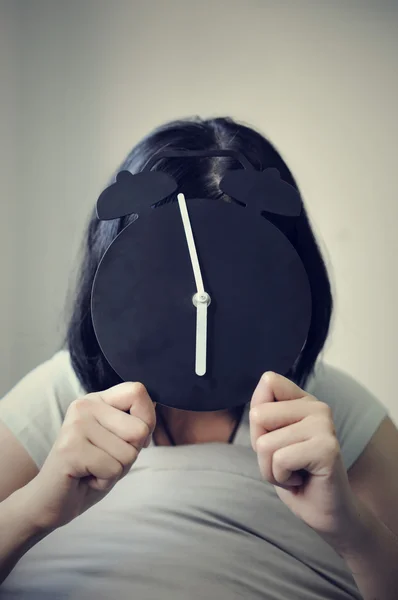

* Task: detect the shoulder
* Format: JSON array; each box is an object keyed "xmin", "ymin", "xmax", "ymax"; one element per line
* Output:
[
  {"xmin": 1, "ymin": 349, "xmax": 84, "ymax": 404},
  {"xmin": 306, "ymin": 362, "xmax": 389, "ymax": 471},
  {"xmin": 306, "ymin": 361, "xmax": 386, "ymax": 413},
  {"xmin": 0, "ymin": 349, "xmax": 85, "ymax": 468},
  {"xmin": 10, "ymin": 349, "xmax": 85, "ymax": 404},
  {"xmin": 45, "ymin": 349, "xmax": 85, "ymax": 397}
]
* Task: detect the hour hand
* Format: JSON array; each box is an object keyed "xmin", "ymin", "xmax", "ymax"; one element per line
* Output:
[
  {"xmin": 193, "ymin": 292, "xmax": 210, "ymax": 376},
  {"xmin": 178, "ymin": 192, "xmax": 211, "ymax": 377}
]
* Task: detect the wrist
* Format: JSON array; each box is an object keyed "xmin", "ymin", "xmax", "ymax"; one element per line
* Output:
[
  {"xmin": 7, "ymin": 483, "xmax": 55, "ymax": 539},
  {"xmin": 325, "ymin": 496, "xmax": 375, "ymax": 559}
]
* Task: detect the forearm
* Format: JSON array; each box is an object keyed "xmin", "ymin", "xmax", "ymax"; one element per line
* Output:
[
  {"xmin": 327, "ymin": 498, "xmax": 398, "ymax": 600},
  {"xmin": 0, "ymin": 486, "xmax": 52, "ymax": 585}
]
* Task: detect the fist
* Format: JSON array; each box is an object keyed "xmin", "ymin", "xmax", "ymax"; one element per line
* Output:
[
  {"xmin": 25, "ymin": 382, "xmax": 156, "ymax": 530},
  {"xmin": 249, "ymin": 372, "xmax": 357, "ymax": 537}
]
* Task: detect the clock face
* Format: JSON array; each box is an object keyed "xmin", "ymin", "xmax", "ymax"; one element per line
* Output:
[{"xmin": 91, "ymin": 198, "xmax": 312, "ymax": 411}]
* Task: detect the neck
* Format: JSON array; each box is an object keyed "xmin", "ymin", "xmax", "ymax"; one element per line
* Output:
[{"xmin": 154, "ymin": 405, "xmax": 244, "ymax": 446}]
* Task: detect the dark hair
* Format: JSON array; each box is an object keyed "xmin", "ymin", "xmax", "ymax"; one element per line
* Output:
[{"xmin": 65, "ymin": 116, "xmax": 333, "ymax": 394}]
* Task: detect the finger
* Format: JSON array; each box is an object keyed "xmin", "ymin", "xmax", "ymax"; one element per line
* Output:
[
  {"xmin": 91, "ymin": 401, "xmax": 153, "ymax": 450},
  {"xmin": 250, "ymin": 371, "xmax": 305, "ymax": 451},
  {"xmin": 272, "ymin": 435, "xmax": 340, "ymax": 484},
  {"xmin": 88, "ymin": 477, "xmax": 117, "ymax": 492},
  {"xmin": 96, "ymin": 381, "xmax": 154, "ymax": 413},
  {"xmin": 250, "ymin": 372, "xmax": 276, "ymax": 409},
  {"xmin": 256, "ymin": 419, "xmax": 311, "ymax": 485},
  {"xmin": 143, "ymin": 434, "xmax": 152, "ymax": 448},
  {"xmin": 251, "ymin": 398, "xmax": 325, "ymax": 440},
  {"xmin": 84, "ymin": 417, "xmax": 139, "ymax": 469},
  {"xmin": 250, "ymin": 373, "xmax": 275, "ymax": 450},
  {"xmin": 66, "ymin": 435, "xmax": 124, "ymax": 482},
  {"xmin": 97, "ymin": 382, "xmax": 156, "ymax": 435},
  {"xmin": 254, "ymin": 372, "xmax": 306, "ymax": 406},
  {"xmin": 267, "ymin": 372, "xmax": 307, "ymax": 401}
]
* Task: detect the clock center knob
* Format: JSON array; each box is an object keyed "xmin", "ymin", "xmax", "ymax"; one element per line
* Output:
[{"xmin": 192, "ymin": 292, "xmax": 211, "ymax": 307}]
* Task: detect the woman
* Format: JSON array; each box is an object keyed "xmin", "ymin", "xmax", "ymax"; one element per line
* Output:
[{"xmin": 0, "ymin": 117, "xmax": 397, "ymax": 600}]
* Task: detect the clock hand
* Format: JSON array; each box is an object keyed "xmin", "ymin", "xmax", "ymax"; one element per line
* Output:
[
  {"xmin": 193, "ymin": 293, "xmax": 209, "ymax": 376},
  {"xmin": 177, "ymin": 193, "xmax": 205, "ymax": 294},
  {"xmin": 177, "ymin": 193, "xmax": 211, "ymax": 376}
]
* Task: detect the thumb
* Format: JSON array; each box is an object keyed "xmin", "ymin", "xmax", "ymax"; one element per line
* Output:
[
  {"xmin": 249, "ymin": 372, "xmax": 306, "ymax": 453},
  {"xmin": 251, "ymin": 372, "xmax": 305, "ymax": 409}
]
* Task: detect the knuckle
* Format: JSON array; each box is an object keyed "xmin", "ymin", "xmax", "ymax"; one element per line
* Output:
[
  {"xmin": 135, "ymin": 419, "xmax": 150, "ymax": 441},
  {"xmin": 249, "ymin": 407, "xmax": 261, "ymax": 423},
  {"xmin": 308, "ymin": 412, "xmax": 329, "ymax": 428},
  {"xmin": 256, "ymin": 435, "xmax": 271, "ymax": 453},
  {"xmin": 119, "ymin": 461, "xmax": 134, "ymax": 481},
  {"xmin": 311, "ymin": 405, "xmax": 335, "ymax": 434},
  {"xmin": 257, "ymin": 455, "xmax": 274, "ymax": 483},
  {"xmin": 317, "ymin": 401, "xmax": 333, "ymax": 418},
  {"xmin": 122, "ymin": 445, "xmax": 138, "ymax": 466},
  {"xmin": 125, "ymin": 381, "xmax": 148, "ymax": 397},
  {"xmin": 68, "ymin": 396, "xmax": 94, "ymax": 418},
  {"xmin": 82, "ymin": 392, "xmax": 99, "ymax": 402},
  {"xmin": 95, "ymin": 479, "xmax": 114, "ymax": 492},
  {"xmin": 68, "ymin": 398, "xmax": 84, "ymax": 414},
  {"xmin": 261, "ymin": 467, "xmax": 275, "ymax": 484},
  {"xmin": 111, "ymin": 462, "xmax": 124, "ymax": 479},
  {"xmin": 124, "ymin": 419, "xmax": 150, "ymax": 446},
  {"xmin": 325, "ymin": 418, "xmax": 337, "ymax": 436},
  {"xmin": 148, "ymin": 411, "xmax": 157, "ymax": 431},
  {"xmin": 273, "ymin": 448, "xmax": 287, "ymax": 467},
  {"xmin": 316, "ymin": 434, "xmax": 339, "ymax": 458},
  {"xmin": 325, "ymin": 435, "xmax": 340, "ymax": 456},
  {"xmin": 261, "ymin": 371, "xmax": 275, "ymax": 383}
]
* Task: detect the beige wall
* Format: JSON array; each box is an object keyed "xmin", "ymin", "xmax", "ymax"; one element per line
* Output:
[{"xmin": 1, "ymin": 0, "xmax": 397, "ymax": 422}]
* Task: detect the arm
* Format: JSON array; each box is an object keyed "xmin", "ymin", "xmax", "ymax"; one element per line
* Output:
[
  {"xmin": 326, "ymin": 496, "xmax": 398, "ymax": 600},
  {"xmin": 0, "ymin": 422, "xmax": 39, "ymax": 502},
  {"xmin": 0, "ymin": 423, "xmax": 50, "ymax": 584},
  {"xmin": 0, "ymin": 352, "xmax": 87, "ymax": 584},
  {"xmin": 0, "ymin": 484, "xmax": 52, "ymax": 585},
  {"xmin": 336, "ymin": 415, "xmax": 398, "ymax": 599}
]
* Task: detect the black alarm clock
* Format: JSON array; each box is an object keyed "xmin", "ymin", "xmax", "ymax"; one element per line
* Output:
[{"xmin": 91, "ymin": 149, "xmax": 312, "ymax": 411}]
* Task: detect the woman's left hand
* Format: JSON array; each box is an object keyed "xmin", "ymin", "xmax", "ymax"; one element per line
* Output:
[{"xmin": 249, "ymin": 372, "xmax": 359, "ymax": 540}]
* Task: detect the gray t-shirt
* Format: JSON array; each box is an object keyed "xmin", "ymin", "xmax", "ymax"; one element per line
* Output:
[{"xmin": 0, "ymin": 351, "xmax": 389, "ymax": 600}]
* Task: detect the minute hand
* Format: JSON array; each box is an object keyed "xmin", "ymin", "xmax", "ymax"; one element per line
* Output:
[{"xmin": 177, "ymin": 193, "xmax": 210, "ymax": 376}]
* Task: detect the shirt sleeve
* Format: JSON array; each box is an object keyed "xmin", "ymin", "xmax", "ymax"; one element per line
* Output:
[
  {"xmin": 0, "ymin": 350, "xmax": 84, "ymax": 469},
  {"xmin": 306, "ymin": 362, "xmax": 390, "ymax": 472}
]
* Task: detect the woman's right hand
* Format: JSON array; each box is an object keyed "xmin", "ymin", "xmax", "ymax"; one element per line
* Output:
[{"xmin": 23, "ymin": 382, "xmax": 156, "ymax": 531}]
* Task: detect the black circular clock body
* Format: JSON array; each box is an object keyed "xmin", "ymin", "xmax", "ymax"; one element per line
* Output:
[{"xmin": 91, "ymin": 197, "xmax": 312, "ymax": 412}]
